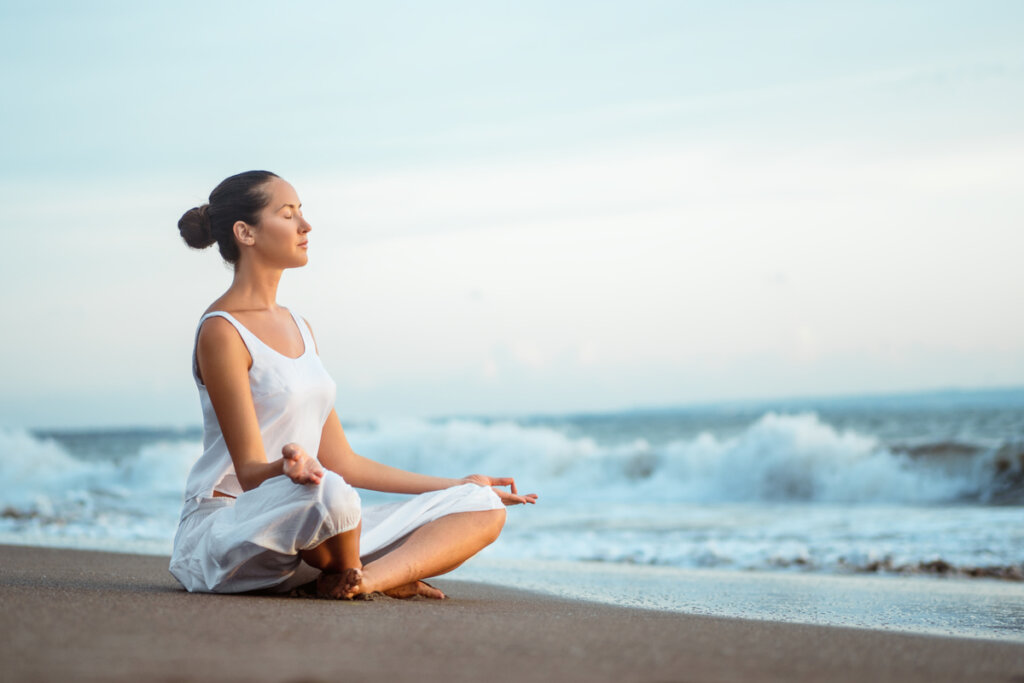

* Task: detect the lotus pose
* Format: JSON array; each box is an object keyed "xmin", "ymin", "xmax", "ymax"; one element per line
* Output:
[{"xmin": 170, "ymin": 170, "xmax": 536, "ymax": 599}]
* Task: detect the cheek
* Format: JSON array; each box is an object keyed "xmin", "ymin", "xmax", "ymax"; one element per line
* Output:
[{"xmin": 262, "ymin": 221, "xmax": 293, "ymax": 244}]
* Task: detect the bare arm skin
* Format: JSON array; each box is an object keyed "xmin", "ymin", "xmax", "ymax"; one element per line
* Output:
[
  {"xmin": 317, "ymin": 409, "xmax": 463, "ymax": 493},
  {"xmin": 196, "ymin": 316, "xmax": 323, "ymax": 492}
]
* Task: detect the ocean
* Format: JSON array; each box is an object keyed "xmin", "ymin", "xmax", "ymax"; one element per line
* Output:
[{"xmin": 3, "ymin": 388, "xmax": 1021, "ymax": 581}]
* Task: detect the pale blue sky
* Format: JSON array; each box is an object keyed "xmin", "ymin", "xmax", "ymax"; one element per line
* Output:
[{"xmin": 1, "ymin": 1, "xmax": 1023, "ymax": 427}]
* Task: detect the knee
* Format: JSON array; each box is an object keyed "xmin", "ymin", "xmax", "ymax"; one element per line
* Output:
[
  {"xmin": 318, "ymin": 472, "xmax": 362, "ymax": 532},
  {"xmin": 482, "ymin": 507, "xmax": 506, "ymax": 544}
]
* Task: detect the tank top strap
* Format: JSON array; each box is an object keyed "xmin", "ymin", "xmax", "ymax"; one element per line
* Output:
[
  {"xmin": 287, "ymin": 309, "xmax": 315, "ymax": 355},
  {"xmin": 192, "ymin": 311, "xmax": 261, "ymax": 382}
]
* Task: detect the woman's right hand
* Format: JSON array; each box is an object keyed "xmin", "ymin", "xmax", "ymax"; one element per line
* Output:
[{"xmin": 282, "ymin": 443, "xmax": 325, "ymax": 485}]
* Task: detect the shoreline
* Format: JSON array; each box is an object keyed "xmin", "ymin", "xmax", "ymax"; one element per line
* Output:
[
  {"xmin": 450, "ymin": 555, "xmax": 1024, "ymax": 643},
  {"xmin": 2, "ymin": 544, "xmax": 1022, "ymax": 682},
  {"xmin": 5, "ymin": 533, "xmax": 1023, "ymax": 643}
]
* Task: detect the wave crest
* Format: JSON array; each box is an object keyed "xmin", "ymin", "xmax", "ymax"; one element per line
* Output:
[{"xmin": 349, "ymin": 412, "xmax": 1022, "ymax": 504}]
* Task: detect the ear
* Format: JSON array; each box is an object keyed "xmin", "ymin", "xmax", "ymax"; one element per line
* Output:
[{"xmin": 233, "ymin": 220, "xmax": 256, "ymax": 247}]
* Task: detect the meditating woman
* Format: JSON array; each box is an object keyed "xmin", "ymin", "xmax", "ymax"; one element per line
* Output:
[{"xmin": 170, "ymin": 170, "xmax": 536, "ymax": 599}]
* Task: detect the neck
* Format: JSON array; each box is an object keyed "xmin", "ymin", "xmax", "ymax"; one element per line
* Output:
[{"xmin": 226, "ymin": 259, "xmax": 284, "ymax": 311}]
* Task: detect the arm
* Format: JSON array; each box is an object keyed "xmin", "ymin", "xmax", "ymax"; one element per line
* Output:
[
  {"xmin": 317, "ymin": 410, "xmax": 536, "ymax": 504},
  {"xmin": 197, "ymin": 317, "xmax": 322, "ymax": 492},
  {"xmin": 317, "ymin": 409, "xmax": 459, "ymax": 493},
  {"xmin": 303, "ymin": 317, "xmax": 536, "ymax": 504}
]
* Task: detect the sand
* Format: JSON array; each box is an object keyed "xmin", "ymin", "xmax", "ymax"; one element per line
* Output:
[{"xmin": 1, "ymin": 544, "xmax": 1022, "ymax": 682}]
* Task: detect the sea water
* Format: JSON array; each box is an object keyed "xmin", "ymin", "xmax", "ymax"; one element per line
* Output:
[
  {"xmin": 2, "ymin": 389, "xmax": 1022, "ymax": 577},
  {"xmin": 449, "ymin": 559, "xmax": 1024, "ymax": 642},
  {"xmin": 2, "ymin": 389, "xmax": 1023, "ymax": 638}
]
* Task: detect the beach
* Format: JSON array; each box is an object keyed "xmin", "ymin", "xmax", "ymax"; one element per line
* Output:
[{"xmin": 2, "ymin": 544, "xmax": 1022, "ymax": 682}]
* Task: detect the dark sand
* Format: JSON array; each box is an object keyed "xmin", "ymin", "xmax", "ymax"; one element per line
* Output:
[{"xmin": 1, "ymin": 544, "xmax": 1022, "ymax": 682}]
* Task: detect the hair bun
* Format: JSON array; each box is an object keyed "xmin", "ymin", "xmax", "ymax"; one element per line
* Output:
[{"xmin": 178, "ymin": 204, "xmax": 215, "ymax": 249}]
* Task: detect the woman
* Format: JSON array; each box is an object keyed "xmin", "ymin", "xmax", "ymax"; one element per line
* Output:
[{"xmin": 170, "ymin": 170, "xmax": 536, "ymax": 600}]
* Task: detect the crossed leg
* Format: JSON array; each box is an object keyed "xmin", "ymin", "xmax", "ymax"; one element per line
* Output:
[
  {"xmin": 299, "ymin": 521, "xmax": 363, "ymax": 597},
  {"xmin": 302, "ymin": 508, "xmax": 506, "ymax": 600}
]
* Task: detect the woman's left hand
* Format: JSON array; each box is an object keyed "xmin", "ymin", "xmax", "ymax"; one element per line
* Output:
[{"xmin": 462, "ymin": 474, "xmax": 538, "ymax": 506}]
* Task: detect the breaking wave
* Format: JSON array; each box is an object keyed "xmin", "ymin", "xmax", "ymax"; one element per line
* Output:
[
  {"xmin": 346, "ymin": 412, "xmax": 1023, "ymax": 504},
  {"xmin": 2, "ymin": 411, "xmax": 1021, "ymax": 524},
  {"xmin": 1, "ymin": 412, "xmax": 1021, "ymax": 576}
]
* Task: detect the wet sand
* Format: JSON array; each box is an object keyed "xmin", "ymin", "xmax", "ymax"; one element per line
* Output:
[{"xmin": 1, "ymin": 544, "xmax": 1022, "ymax": 682}]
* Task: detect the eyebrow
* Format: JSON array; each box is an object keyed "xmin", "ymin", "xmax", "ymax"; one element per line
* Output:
[{"xmin": 277, "ymin": 203, "xmax": 302, "ymax": 211}]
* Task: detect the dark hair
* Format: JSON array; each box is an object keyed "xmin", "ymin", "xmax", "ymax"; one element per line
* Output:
[{"xmin": 178, "ymin": 170, "xmax": 279, "ymax": 264}]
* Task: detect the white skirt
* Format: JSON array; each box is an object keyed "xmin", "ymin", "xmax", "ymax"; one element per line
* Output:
[{"xmin": 169, "ymin": 472, "xmax": 503, "ymax": 594}]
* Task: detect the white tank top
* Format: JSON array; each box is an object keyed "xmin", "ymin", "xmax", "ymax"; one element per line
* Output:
[{"xmin": 180, "ymin": 309, "xmax": 337, "ymax": 518}]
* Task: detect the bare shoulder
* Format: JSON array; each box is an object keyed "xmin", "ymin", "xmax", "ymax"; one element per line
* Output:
[
  {"xmin": 197, "ymin": 314, "xmax": 240, "ymax": 345},
  {"xmin": 196, "ymin": 315, "xmax": 251, "ymax": 371}
]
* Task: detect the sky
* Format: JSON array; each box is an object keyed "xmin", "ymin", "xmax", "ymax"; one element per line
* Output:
[{"xmin": 1, "ymin": 0, "xmax": 1023, "ymax": 428}]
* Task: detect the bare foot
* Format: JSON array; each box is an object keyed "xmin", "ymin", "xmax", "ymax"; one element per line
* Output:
[
  {"xmin": 383, "ymin": 580, "xmax": 446, "ymax": 600},
  {"xmin": 316, "ymin": 568, "xmax": 364, "ymax": 600}
]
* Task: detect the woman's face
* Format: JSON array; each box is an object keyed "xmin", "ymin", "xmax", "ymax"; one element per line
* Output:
[{"xmin": 245, "ymin": 177, "xmax": 312, "ymax": 269}]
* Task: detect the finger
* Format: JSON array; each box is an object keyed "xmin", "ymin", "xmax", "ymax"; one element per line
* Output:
[
  {"xmin": 490, "ymin": 477, "xmax": 517, "ymax": 493},
  {"xmin": 497, "ymin": 490, "xmax": 526, "ymax": 505},
  {"xmin": 504, "ymin": 492, "xmax": 537, "ymax": 505}
]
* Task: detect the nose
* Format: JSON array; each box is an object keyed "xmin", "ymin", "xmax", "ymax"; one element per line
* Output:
[{"xmin": 299, "ymin": 216, "xmax": 312, "ymax": 233}]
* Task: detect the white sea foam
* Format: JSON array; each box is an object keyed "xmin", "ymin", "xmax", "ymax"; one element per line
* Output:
[
  {"xmin": 1, "ymin": 413, "xmax": 1021, "ymax": 576},
  {"xmin": 347, "ymin": 412, "xmax": 1018, "ymax": 504},
  {"xmin": 0, "ymin": 428, "xmax": 199, "ymax": 548}
]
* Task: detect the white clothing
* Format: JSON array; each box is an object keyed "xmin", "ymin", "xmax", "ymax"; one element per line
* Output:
[
  {"xmin": 181, "ymin": 309, "xmax": 337, "ymax": 509},
  {"xmin": 169, "ymin": 309, "xmax": 502, "ymax": 593}
]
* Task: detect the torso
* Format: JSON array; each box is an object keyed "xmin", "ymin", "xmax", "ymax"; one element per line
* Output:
[{"xmin": 184, "ymin": 303, "xmax": 337, "ymax": 504}]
